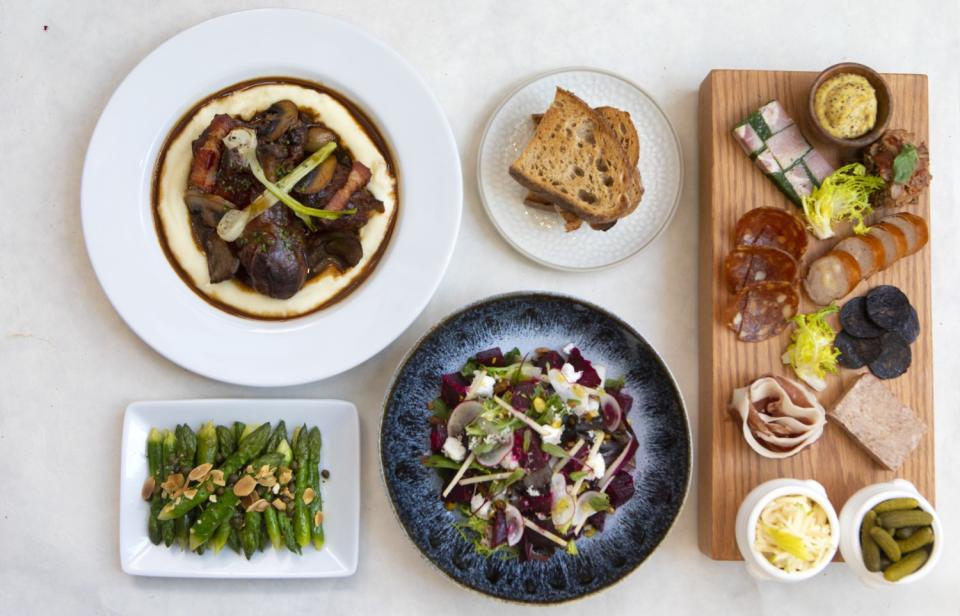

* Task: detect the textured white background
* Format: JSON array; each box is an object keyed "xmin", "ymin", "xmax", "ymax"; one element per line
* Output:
[{"xmin": 1, "ymin": 1, "xmax": 958, "ymax": 614}]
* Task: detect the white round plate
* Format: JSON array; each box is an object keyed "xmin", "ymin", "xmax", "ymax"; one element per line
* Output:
[
  {"xmin": 478, "ymin": 68, "xmax": 683, "ymax": 270},
  {"xmin": 82, "ymin": 10, "xmax": 461, "ymax": 387}
]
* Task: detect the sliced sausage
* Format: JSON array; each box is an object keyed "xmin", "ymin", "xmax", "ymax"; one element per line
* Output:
[
  {"xmin": 834, "ymin": 234, "xmax": 886, "ymax": 279},
  {"xmin": 804, "ymin": 250, "xmax": 861, "ymax": 306},
  {"xmin": 724, "ymin": 246, "xmax": 799, "ymax": 294},
  {"xmin": 733, "ymin": 207, "xmax": 808, "ymax": 261},
  {"xmin": 886, "ymin": 212, "xmax": 929, "ymax": 256},
  {"xmin": 869, "ymin": 222, "xmax": 908, "ymax": 269},
  {"xmin": 726, "ymin": 281, "xmax": 799, "ymax": 342}
]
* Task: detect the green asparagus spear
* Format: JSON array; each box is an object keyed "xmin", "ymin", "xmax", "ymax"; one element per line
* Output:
[
  {"xmin": 239, "ymin": 422, "xmax": 261, "ymax": 443},
  {"xmin": 210, "ymin": 517, "xmax": 233, "ymax": 554},
  {"xmin": 160, "ymin": 430, "xmax": 177, "ymax": 546},
  {"xmin": 276, "ymin": 439, "xmax": 293, "ymax": 466},
  {"xmin": 147, "ymin": 428, "xmax": 164, "ymax": 545},
  {"xmin": 195, "ymin": 421, "xmax": 218, "ymax": 465},
  {"xmin": 264, "ymin": 506, "xmax": 283, "ymax": 550},
  {"xmin": 233, "ymin": 422, "xmax": 246, "ymax": 443},
  {"xmin": 227, "ymin": 526, "xmax": 242, "ymax": 555},
  {"xmin": 175, "ymin": 424, "xmax": 198, "ymax": 468},
  {"xmin": 216, "ymin": 425, "xmax": 236, "ymax": 457},
  {"xmin": 266, "ymin": 420, "xmax": 287, "ymax": 453},
  {"xmin": 293, "ymin": 424, "xmax": 311, "ymax": 548},
  {"xmin": 240, "ymin": 511, "xmax": 262, "ymax": 559},
  {"xmin": 159, "ymin": 423, "xmax": 271, "ymax": 521},
  {"xmin": 307, "ymin": 427, "xmax": 324, "ymax": 550},
  {"xmin": 247, "ymin": 452, "xmax": 285, "ymax": 474},
  {"xmin": 259, "ymin": 515, "xmax": 270, "ymax": 552},
  {"xmin": 278, "ymin": 510, "xmax": 301, "ymax": 554},
  {"xmin": 188, "ymin": 492, "xmax": 239, "ymax": 551}
]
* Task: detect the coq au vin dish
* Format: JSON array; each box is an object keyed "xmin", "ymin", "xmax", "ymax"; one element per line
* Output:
[{"xmin": 154, "ymin": 78, "xmax": 398, "ymax": 319}]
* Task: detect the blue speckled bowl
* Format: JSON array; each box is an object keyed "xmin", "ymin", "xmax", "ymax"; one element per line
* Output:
[{"xmin": 380, "ymin": 292, "xmax": 690, "ymax": 603}]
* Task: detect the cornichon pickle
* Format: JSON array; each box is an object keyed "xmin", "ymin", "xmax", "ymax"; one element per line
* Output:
[
  {"xmin": 870, "ymin": 526, "xmax": 901, "ymax": 561},
  {"xmin": 883, "ymin": 548, "xmax": 929, "ymax": 582},
  {"xmin": 872, "ymin": 498, "xmax": 920, "ymax": 514},
  {"xmin": 860, "ymin": 511, "xmax": 882, "ymax": 572},
  {"xmin": 879, "ymin": 510, "xmax": 933, "ymax": 529},
  {"xmin": 895, "ymin": 526, "xmax": 918, "ymax": 539},
  {"xmin": 897, "ymin": 527, "xmax": 934, "ymax": 554}
]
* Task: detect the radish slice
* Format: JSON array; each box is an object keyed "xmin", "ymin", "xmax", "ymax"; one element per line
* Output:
[
  {"xmin": 504, "ymin": 504, "xmax": 524, "ymax": 546},
  {"xmin": 572, "ymin": 490, "xmax": 610, "ymax": 532},
  {"xmin": 447, "ymin": 400, "xmax": 483, "ymax": 438},
  {"xmin": 550, "ymin": 473, "xmax": 575, "ymax": 529},
  {"xmin": 476, "ymin": 433, "xmax": 514, "ymax": 467},
  {"xmin": 600, "ymin": 393, "xmax": 622, "ymax": 431}
]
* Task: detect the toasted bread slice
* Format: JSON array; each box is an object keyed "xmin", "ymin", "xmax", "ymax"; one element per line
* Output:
[
  {"xmin": 511, "ymin": 88, "xmax": 641, "ymax": 225},
  {"xmin": 595, "ymin": 106, "xmax": 639, "ymax": 168}
]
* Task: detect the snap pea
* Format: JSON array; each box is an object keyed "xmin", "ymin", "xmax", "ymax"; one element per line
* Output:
[
  {"xmin": 216, "ymin": 425, "xmax": 236, "ymax": 457},
  {"xmin": 879, "ymin": 509, "xmax": 933, "ymax": 530},
  {"xmin": 195, "ymin": 421, "xmax": 218, "ymax": 465},
  {"xmin": 897, "ymin": 527, "xmax": 934, "ymax": 554},
  {"xmin": 884, "ymin": 548, "xmax": 929, "ymax": 582},
  {"xmin": 860, "ymin": 510, "xmax": 882, "ymax": 572},
  {"xmin": 870, "ymin": 526, "xmax": 902, "ymax": 562}
]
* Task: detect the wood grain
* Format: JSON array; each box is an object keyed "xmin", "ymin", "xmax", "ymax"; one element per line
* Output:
[{"xmin": 697, "ymin": 70, "xmax": 934, "ymax": 561}]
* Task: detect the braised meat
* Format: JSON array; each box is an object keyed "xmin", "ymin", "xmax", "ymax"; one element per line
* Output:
[
  {"xmin": 182, "ymin": 99, "xmax": 386, "ymax": 300},
  {"xmin": 864, "ymin": 129, "xmax": 931, "ymax": 209}
]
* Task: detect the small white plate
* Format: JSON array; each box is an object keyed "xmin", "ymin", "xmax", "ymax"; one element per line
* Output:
[
  {"xmin": 478, "ymin": 67, "xmax": 683, "ymax": 270},
  {"xmin": 119, "ymin": 399, "xmax": 359, "ymax": 578},
  {"xmin": 82, "ymin": 10, "xmax": 461, "ymax": 386}
]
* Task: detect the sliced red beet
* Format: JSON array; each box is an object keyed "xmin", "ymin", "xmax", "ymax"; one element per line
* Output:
[
  {"xmin": 517, "ymin": 491, "xmax": 552, "ymax": 515},
  {"xmin": 605, "ymin": 471, "xmax": 635, "ymax": 508},
  {"xmin": 440, "ymin": 372, "xmax": 467, "ymax": 407},
  {"xmin": 489, "ymin": 509, "xmax": 508, "ymax": 547},
  {"xmin": 567, "ymin": 347, "xmax": 601, "ymax": 387},
  {"xmin": 611, "ymin": 389, "xmax": 633, "ymax": 415},
  {"xmin": 524, "ymin": 435, "xmax": 550, "ymax": 471},
  {"xmin": 442, "ymin": 483, "xmax": 473, "ymax": 504},
  {"xmin": 535, "ymin": 350, "xmax": 564, "ymax": 372},
  {"xmin": 510, "ymin": 429, "xmax": 528, "ymax": 468},
  {"xmin": 588, "ymin": 512, "xmax": 607, "ymax": 532},
  {"xmin": 429, "ymin": 423, "xmax": 448, "ymax": 453},
  {"xmin": 508, "ymin": 380, "xmax": 537, "ymax": 411},
  {"xmin": 475, "ymin": 347, "xmax": 505, "ymax": 366}
]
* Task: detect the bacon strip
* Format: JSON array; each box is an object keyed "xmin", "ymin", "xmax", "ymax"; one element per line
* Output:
[
  {"xmin": 325, "ymin": 161, "xmax": 372, "ymax": 211},
  {"xmin": 188, "ymin": 114, "xmax": 238, "ymax": 191}
]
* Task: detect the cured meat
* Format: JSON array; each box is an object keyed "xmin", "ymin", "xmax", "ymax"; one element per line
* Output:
[
  {"xmin": 865, "ymin": 285, "xmax": 911, "ymax": 330},
  {"xmin": 804, "ymin": 250, "xmax": 861, "ymax": 306},
  {"xmin": 733, "ymin": 207, "xmax": 808, "ymax": 260},
  {"xmin": 724, "ymin": 246, "xmax": 798, "ymax": 294},
  {"xmin": 869, "ymin": 332, "xmax": 912, "ymax": 380},
  {"xmin": 726, "ymin": 281, "xmax": 799, "ymax": 342},
  {"xmin": 870, "ymin": 222, "xmax": 908, "ymax": 268},
  {"xmin": 835, "ymin": 331, "xmax": 882, "ymax": 369},
  {"xmin": 731, "ymin": 100, "xmax": 834, "ymax": 205},
  {"xmin": 189, "ymin": 114, "xmax": 238, "ymax": 191},
  {"xmin": 839, "ymin": 296, "xmax": 884, "ymax": 339},
  {"xmin": 885, "ymin": 213, "xmax": 929, "ymax": 256},
  {"xmin": 863, "ymin": 129, "xmax": 932, "ymax": 209},
  {"xmin": 894, "ymin": 305, "xmax": 920, "ymax": 344},
  {"xmin": 728, "ymin": 375, "xmax": 827, "ymax": 458},
  {"xmin": 325, "ymin": 161, "xmax": 372, "ymax": 212},
  {"xmin": 834, "ymin": 234, "xmax": 886, "ymax": 279}
]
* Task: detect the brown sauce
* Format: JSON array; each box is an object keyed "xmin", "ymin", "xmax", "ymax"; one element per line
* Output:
[{"xmin": 152, "ymin": 76, "xmax": 399, "ymax": 320}]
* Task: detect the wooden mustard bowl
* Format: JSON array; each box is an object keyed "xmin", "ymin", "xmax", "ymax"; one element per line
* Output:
[{"xmin": 808, "ymin": 62, "xmax": 892, "ymax": 149}]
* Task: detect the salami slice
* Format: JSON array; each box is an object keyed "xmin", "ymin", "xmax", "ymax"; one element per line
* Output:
[
  {"xmin": 734, "ymin": 207, "xmax": 808, "ymax": 260},
  {"xmin": 726, "ymin": 281, "xmax": 799, "ymax": 342},
  {"xmin": 724, "ymin": 246, "xmax": 799, "ymax": 294}
]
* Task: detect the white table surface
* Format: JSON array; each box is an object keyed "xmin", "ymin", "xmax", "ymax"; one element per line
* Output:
[{"xmin": 1, "ymin": 1, "xmax": 958, "ymax": 614}]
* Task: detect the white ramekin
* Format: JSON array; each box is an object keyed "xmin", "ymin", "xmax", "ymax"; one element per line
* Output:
[
  {"xmin": 838, "ymin": 479, "xmax": 942, "ymax": 587},
  {"xmin": 735, "ymin": 478, "xmax": 840, "ymax": 582}
]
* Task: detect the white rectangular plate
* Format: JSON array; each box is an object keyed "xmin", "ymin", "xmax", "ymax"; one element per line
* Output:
[{"xmin": 120, "ymin": 399, "xmax": 359, "ymax": 578}]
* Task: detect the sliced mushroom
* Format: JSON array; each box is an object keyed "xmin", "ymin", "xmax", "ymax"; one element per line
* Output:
[
  {"xmin": 306, "ymin": 232, "xmax": 363, "ymax": 275},
  {"xmin": 295, "ymin": 156, "xmax": 338, "ymax": 194},
  {"xmin": 304, "ymin": 126, "xmax": 337, "ymax": 153},
  {"xmin": 184, "ymin": 189, "xmax": 236, "ymax": 228},
  {"xmin": 256, "ymin": 142, "xmax": 288, "ymax": 182},
  {"xmin": 256, "ymin": 100, "xmax": 299, "ymax": 142},
  {"xmin": 203, "ymin": 234, "xmax": 239, "ymax": 283}
]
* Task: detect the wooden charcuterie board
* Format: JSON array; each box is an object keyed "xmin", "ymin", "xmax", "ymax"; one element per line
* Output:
[{"xmin": 697, "ymin": 69, "xmax": 934, "ymax": 561}]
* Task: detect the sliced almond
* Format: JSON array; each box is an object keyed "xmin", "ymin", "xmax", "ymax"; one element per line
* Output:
[
  {"xmin": 141, "ymin": 476, "xmax": 156, "ymax": 501},
  {"xmin": 314, "ymin": 510, "xmax": 324, "ymax": 526},
  {"xmin": 161, "ymin": 473, "xmax": 185, "ymax": 495},
  {"xmin": 281, "ymin": 487, "xmax": 294, "ymax": 500},
  {"xmin": 241, "ymin": 494, "xmax": 259, "ymax": 509},
  {"xmin": 278, "ymin": 468, "xmax": 293, "ymax": 485},
  {"xmin": 272, "ymin": 499, "xmax": 287, "ymax": 511},
  {"xmin": 233, "ymin": 474, "xmax": 258, "ymax": 497},
  {"xmin": 183, "ymin": 488, "xmax": 198, "ymax": 500},
  {"xmin": 302, "ymin": 487, "xmax": 316, "ymax": 505},
  {"xmin": 245, "ymin": 498, "xmax": 270, "ymax": 513},
  {"xmin": 188, "ymin": 463, "xmax": 213, "ymax": 483},
  {"xmin": 209, "ymin": 469, "xmax": 226, "ymax": 487}
]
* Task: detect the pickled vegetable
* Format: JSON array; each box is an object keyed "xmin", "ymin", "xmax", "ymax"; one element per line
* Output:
[
  {"xmin": 860, "ymin": 510, "xmax": 882, "ymax": 572},
  {"xmin": 873, "ymin": 498, "xmax": 919, "ymax": 514},
  {"xmin": 879, "ymin": 509, "xmax": 933, "ymax": 529},
  {"xmin": 869, "ymin": 526, "xmax": 901, "ymax": 562},
  {"xmin": 897, "ymin": 527, "xmax": 934, "ymax": 554},
  {"xmin": 883, "ymin": 549, "xmax": 929, "ymax": 582}
]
